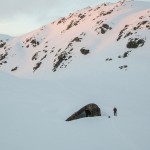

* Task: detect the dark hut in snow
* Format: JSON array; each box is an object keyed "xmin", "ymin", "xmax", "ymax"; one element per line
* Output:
[{"xmin": 66, "ymin": 103, "xmax": 101, "ymax": 121}]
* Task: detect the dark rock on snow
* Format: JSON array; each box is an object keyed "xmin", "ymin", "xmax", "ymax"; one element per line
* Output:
[
  {"xmin": 33, "ymin": 62, "xmax": 42, "ymax": 72},
  {"xmin": 66, "ymin": 103, "xmax": 101, "ymax": 121},
  {"xmin": 127, "ymin": 38, "xmax": 145, "ymax": 48},
  {"xmin": 53, "ymin": 51, "xmax": 67, "ymax": 72},
  {"xmin": 80, "ymin": 48, "xmax": 90, "ymax": 55},
  {"xmin": 11, "ymin": 67, "xmax": 18, "ymax": 71},
  {"xmin": 119, "ymin": 65, "xmax": 128, "ymax": 69}
]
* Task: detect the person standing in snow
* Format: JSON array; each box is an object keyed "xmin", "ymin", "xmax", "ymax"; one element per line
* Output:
[{"xmin": 113, "ymin": 107, "xmax": 117, "ymax": 116}]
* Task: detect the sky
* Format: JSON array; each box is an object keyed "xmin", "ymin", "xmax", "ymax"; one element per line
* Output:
[{"xmin": 0, "ymin": 0, "xmax": 149, "ymax": 36}]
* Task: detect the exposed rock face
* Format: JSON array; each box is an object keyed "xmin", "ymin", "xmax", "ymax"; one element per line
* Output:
[
  {"xmin": 118, "ymin": 51, "xmax": 132, "ymax": 58},
  {"xmin": 95, "ymin": 23, "xmax": 112, "ymax": 34},
  {"xmin": 23, "ymin": 37, "xmax": 40, "ymax": 48},
  {"xmin": 119, "ymin": 65, "xmax": 128, "ymax": 69},
  {"xmin": 11, "ymin": 67, "xmax": 18, "ymax": 71},
  {"xmin": 33, "ymin": 62, "xmax": 42, "ymax": 72},
  {"xmin": 32, "ymin": 52, "xmax": 40, "ymax": 60},
  {"xmin": 127, "ymin": 38, "xmax": 145, "ymax": 48},
  {"xmin": 106, "ymin": 58, "xmax": 112, "ymax": 61},
  {"xmin": 0, "ymin": 40, "xmax": 6, "ymax": 48},
  {"xmin": 71, "ymin": 37, "xmax": 82, "ymax": 42},
  {"xmin": 80, "ymin": 48, "xmax": 90, "ymax": 55},
  {"xmin": 117, "ymin": 25, "xmax": 129, "ymax": 41},
  {"xmin": 66, "ymin": 103, "xmax": 101, "ymax": 121},
  {"xmin": 0, "ymin": 52, "xmax": 8, "ymax": 61},
  {"xmin": 53, "ymin": 51, "xmax": 67, "ymax": 72}
]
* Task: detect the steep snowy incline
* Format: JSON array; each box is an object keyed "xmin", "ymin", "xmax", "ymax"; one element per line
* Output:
[{"xmin": 0, "ymin": 0, "xmax": 149, "ymax": 78}]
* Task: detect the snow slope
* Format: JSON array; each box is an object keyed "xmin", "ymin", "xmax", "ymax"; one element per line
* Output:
[
  {"xmin": 0, "ymin": 0, "xmax": 150, "ymax": 78},
  {"xmin": 0, "ymin": 1, "xmax": 150, "ymax": 150},
  {"xmin": 0, "ymin": 68, "xmax": 150, "ymax": 150}
]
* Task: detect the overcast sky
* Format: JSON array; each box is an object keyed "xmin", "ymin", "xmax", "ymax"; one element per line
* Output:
[{"xmin": 0, "ymin": 0, "xmax": 149, "ymax": 36}]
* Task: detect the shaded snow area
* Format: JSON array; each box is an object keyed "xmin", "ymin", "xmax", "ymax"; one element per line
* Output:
[
  {"xmin": 0, "ymin": 67, "xmax": 150, "ymax": 150},
  {"xmin": 0, "ymin": 1, "xmax": 150, "ymax": 150}
]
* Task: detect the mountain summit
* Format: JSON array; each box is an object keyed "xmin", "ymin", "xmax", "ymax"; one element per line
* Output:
[{"xmin": 0, "ymin": 0, "xmax": 150, "ymax": 78}]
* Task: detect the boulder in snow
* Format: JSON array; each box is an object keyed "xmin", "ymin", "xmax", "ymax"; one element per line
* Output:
[{"xmin": 66, "ymin": 103, "xmax": 101, "ymax": 121}]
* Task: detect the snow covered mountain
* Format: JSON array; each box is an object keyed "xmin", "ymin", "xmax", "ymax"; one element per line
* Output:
[
  {"xmin": 0, "ymin": 0, "xmax": 150, "ymax": 78},
  {"xmin": 0, "ymin": 1, "xmax": 150, "ymax": 150}
]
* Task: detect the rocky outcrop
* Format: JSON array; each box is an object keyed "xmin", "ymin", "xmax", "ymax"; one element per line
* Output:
[
  {"xmin": 66, "ymin": 103, "xmax": 101, "ymax": 121},
  {"xmin": 80, "ymin": 48, "xmax": 90, "ymax": 55},
  {"xmin": 53, "ymin": 51, "xmax": 68, "ymax": 72},
  {"xmin": 33, "ymin": 62, "xmax": 42, "ymax": 72},
  {"xmin": 127, "ymin": 38, "xmax": 145, "ymax": 48},
  {"xmin": 11, "ymin": 67, "xmax": 18, "ymax": 72},
  {"xmin": 119, "ymin": 65, "xmax": 128, "ymax": 69},
  {"xmin": 0, "ymin": 40, "xmax": 6, "ymax": 48},
  {"xmin": 95, "ymin": 23, "xmax": 112, "ymax": 34},
  {"xmin": 71, "ymin": 37, "xmax": 82, "ymax": 42}
]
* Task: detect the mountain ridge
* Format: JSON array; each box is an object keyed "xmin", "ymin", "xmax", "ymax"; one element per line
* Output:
[{"xmin": 0, "ymin": 0, "xmax": 150, "ymax": 79}]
